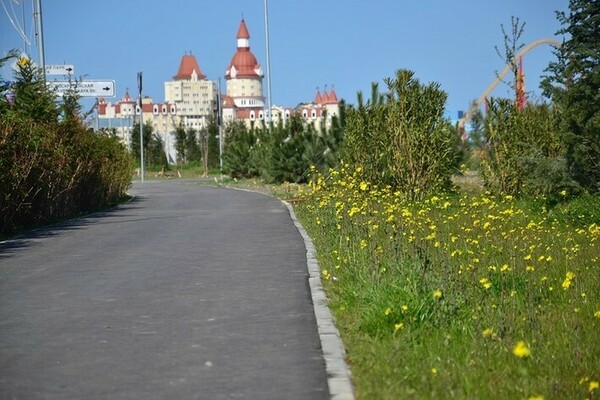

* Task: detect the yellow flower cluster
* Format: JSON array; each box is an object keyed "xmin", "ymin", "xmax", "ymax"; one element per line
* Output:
[
  {"xmin": 300, "ymin": 166, "xmax": 599, "ymax": 393},
  {"xmin": 304, "ymin": 165, "xmax": 599, "ymax": 318}
]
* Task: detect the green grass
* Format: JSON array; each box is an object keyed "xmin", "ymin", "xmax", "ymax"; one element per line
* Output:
[
  {"xmin": 294, "ymin": 167, "xmax": 600, "ymax": 399},
  {"xmin": 131, "ymin": 162, "xmax": 221, "ymax": 180}
]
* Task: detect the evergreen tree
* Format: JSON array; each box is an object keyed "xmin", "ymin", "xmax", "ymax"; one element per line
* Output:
[
  {"xmin": 11, "ymin": 55, "xmax": 59, "ymax": 122},
  {"xmin": 130, "ymin": 121, "xmax": 154, "ymax": 165},
  {"xmin": 207, "ymin": 119, "xmax": 220, "ymax": 170},
  {"xmin": 174, "ymin": 123, "xmax": 187, "ymax": 164},
  {"xmin": 223, "ymin": 121, "xmax": 256, "ymax": 179},
  {"xmin": 185, "ymin": 127, "xmax": 202, "ymax": 162},
  {"xmin": 542, "ymin": 0, "xmax": 600, "ymax": 192}
]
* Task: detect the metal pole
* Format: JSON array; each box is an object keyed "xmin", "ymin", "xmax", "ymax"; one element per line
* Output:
[
  {"xmin": 33, "ymin": 0, "xmax": 45, "ymax": 79},
  {"xmin": 218, "ymin": 78, "xmax": 223, "ymax": 182},
  {"xmin": 21, "ymin": 0, "xmax": 28, "ymax": 54},
  {"xmin": 95, "ymin": 99, "xmax": 99, "ymax": 131},
  {"xmin": 263, "ymin": 0, "xmax": 273, "ymax": 128},
  {"xmin": 138, "ymin": 72, "xmax": 144, "ymax": 183}
]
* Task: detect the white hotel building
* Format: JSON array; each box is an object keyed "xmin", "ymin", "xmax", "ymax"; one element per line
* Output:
[{"xmin": 98, "ymin": 18, "xmax": 339, "ymax": 162}]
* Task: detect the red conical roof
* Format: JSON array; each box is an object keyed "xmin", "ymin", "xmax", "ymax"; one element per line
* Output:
[
  {"xmin": 314, "ymin": 89, "xmax": 322, "ymax": 104},
  {"xmin": 121, "ymin": 90, "xmax": 134, "ymax": 103},
  {"xmin": 237, "ymin": 19, "xmax": 250, "ymax": 40},
  {"xmin": 173, "ymin": 54, "xmax": 206, "ymax": 80},
  {"xmin": 327, "ymin": 88, "xmax": 338, "ymax": 103}
]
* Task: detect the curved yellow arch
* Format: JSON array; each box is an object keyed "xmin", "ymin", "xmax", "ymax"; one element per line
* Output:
[{"xmin": 460, "ymin": 38, "xmax": 562, "ymax": 127}]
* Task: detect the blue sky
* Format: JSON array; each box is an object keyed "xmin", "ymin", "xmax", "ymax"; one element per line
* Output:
[{"xmin": 2, "ymin": 0, "xmax": 567, "ymax": 117}]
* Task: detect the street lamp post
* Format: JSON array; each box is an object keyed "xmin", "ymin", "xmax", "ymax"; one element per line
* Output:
[
  {"xmin": 138, "ymin": 72, "xmax": 144, "ymax": 183},
  {"xmin": 263, "ymin": 0, "xmax": 273, "ymax": 128}
]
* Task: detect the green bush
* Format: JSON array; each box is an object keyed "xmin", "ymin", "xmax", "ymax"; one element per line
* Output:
[
  {"xmin": 481, "ymin": 99, "xmax": 572, "ymax": 197},
  {"xmin": 343, "ymin": 69, "xmax": 460, "ymax": 200},
  {"xmin": 0, "ymin": 53, "xmax": 132, "ymax": 237}
]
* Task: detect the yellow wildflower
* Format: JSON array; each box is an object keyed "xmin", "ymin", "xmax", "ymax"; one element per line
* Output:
[
  {"xmin": 394, "ymin": 322, "xmax": 404, "ymax": 331},
  {"xmin": 17, "ymin": 56, "xmax": 30, "ymax": 67},
  {"xmin": 384, "ymin": 307, "xmax": 392, "ymax": 316},
  {"xmin": 512, "ymin": 341, "xmax": 531, "ymax": 358},
  {"xmin": 562, "ymin": 271, "xmax": 575, "ymax": 290},
  {"xmin": 590, "ymin": 381, "xmax": 599, "ymax": 392},
  {"xmin": 482, "ymin": 328, "xmax": 493, "ymax": 338}
]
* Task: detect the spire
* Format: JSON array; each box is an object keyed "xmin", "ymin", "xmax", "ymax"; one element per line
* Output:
[
  {"xmin": 314, "ymin": 88, "xmax": 322, "ymax": 104},
  {"xmin": 321, "ymin": 86, "xmax": 330, "ymax": 103},
  {"xmin": 237, "ymin": 19, "xmax": 250, "ymax": 39},
  {"xmin": 328, "ymin": 85, "xmax": 338, "ymax": 103},
  {"xmin": 237, "ymin": 19, "xmax": 250, "ymax": 49},
  {"xmin": 226, "ymin": 18, "xmax": 262, "ymax": 80},
  {"xmin": 122, "ymin": 89, "xmax": 133, "ymax": 103}
]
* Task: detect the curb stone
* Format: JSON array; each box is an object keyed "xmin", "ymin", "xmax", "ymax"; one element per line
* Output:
[{"xmin": 283, "ymin": 201, "xmax": 355, "ymax": 400}]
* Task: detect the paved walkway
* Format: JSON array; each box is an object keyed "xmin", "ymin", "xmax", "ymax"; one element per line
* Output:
[{"xmin": 0, "ymin": 181, "xmax": 352, "ymax": 400}]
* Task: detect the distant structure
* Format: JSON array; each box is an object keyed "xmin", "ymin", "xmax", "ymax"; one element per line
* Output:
[
  {"xmin": 97, "ymin": 17, "xmax": 340, "ymax": 163},
  {"xmin": 222, "ymin": 19, "xmax": 266, "ymax": 124},
  {"xmin": 97, "ymin": 90, "xmax": 177, "ymax": 153},
  {"xmin": 164, "ymin": 53, "xmax": 217, "ymax": 129}
]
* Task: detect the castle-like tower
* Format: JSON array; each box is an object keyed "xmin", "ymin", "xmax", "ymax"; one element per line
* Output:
[
  {"xmin": 165, "ymin": 53, "xmax": 217, "ymax": 129},
  {"xmin": 222, "ymin": 19, "xmax": 265, "ymax": 123}
]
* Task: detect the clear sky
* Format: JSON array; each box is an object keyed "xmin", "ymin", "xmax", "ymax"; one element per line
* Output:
[{"xmin": 2, "ymin": 0, "xmax": 567, "ymax": 117}]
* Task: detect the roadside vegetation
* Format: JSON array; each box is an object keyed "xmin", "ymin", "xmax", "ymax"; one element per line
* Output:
[
  {"xmin": 1, "ymin": 1, "xmax": 597, "ymax": 397},
  {"xmin": 0, "ymin": 52, "xmax": 132, "ymax": 238},
  {"xmin": 297, "ymin": 167, "xmax": 598, "ymax": 399},
  {"xmin": 290, "ymin": 3, "xmax": 598, "ymax": 398}
]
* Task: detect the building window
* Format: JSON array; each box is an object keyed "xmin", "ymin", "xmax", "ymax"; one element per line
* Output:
[{"xmin": 249, "ymin": 111, "xmax": 255, "ymax": 120}]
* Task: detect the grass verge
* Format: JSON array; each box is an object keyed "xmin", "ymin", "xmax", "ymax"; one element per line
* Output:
[{"xmin": 293, "ymin": 166, "xmax": 600, "ymax": 399}]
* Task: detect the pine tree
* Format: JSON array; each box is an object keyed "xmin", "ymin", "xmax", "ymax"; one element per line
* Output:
[
  {"xmin": 11, "ymin": 55, "xmax": 59, "ymax": 122},
  {"xmin": 542, "ymin": 0, "xmax": 600, "ymax": 192},
  {"xmin": 174, "ymin": 123, "xmax": 187, "ymax": 164}
]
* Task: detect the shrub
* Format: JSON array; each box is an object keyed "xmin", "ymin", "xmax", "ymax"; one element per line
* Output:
[
  {"xmin": 481, "ymin": 99, "xmax": 572, "ymax": 197},
  {"xmin": 0, "ymin": 53, "xmax": 132, "ymax": 237},
  {"xmin": 343, "ymin": 69, "xmax": 459, "ymax": 200}
]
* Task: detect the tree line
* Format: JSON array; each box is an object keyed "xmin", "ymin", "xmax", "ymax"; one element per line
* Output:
[{"xmin": 223, "ymin": 0, "xmax": 598, "ymax": 204}]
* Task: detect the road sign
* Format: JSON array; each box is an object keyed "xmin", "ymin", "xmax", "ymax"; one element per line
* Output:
[
  {"xmin": 45, "ymin": 64, "xmax": 75, "ymax": 76},
  {"xmin": 48, "ymin": 80, "xmax": 115, "ymax": 97}
]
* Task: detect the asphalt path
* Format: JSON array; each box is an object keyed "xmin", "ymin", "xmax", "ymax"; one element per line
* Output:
[{"xmin": 0, "ymin": 181, "xmax": 330, "ymax": 399}]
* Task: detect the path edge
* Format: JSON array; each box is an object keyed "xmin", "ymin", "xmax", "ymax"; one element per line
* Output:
[{"xmin": 282, "ymin": 201, "xmax": 355, "ymax": 400}]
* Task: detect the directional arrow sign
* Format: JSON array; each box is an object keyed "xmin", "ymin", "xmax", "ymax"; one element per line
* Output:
[
  {"xmin": 45, "ymin": 64, "xmax": 75, "ymax": 76},
  {"xmin": 47, "ymin": 80, "xmax": 115, "ymax": 98}
]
